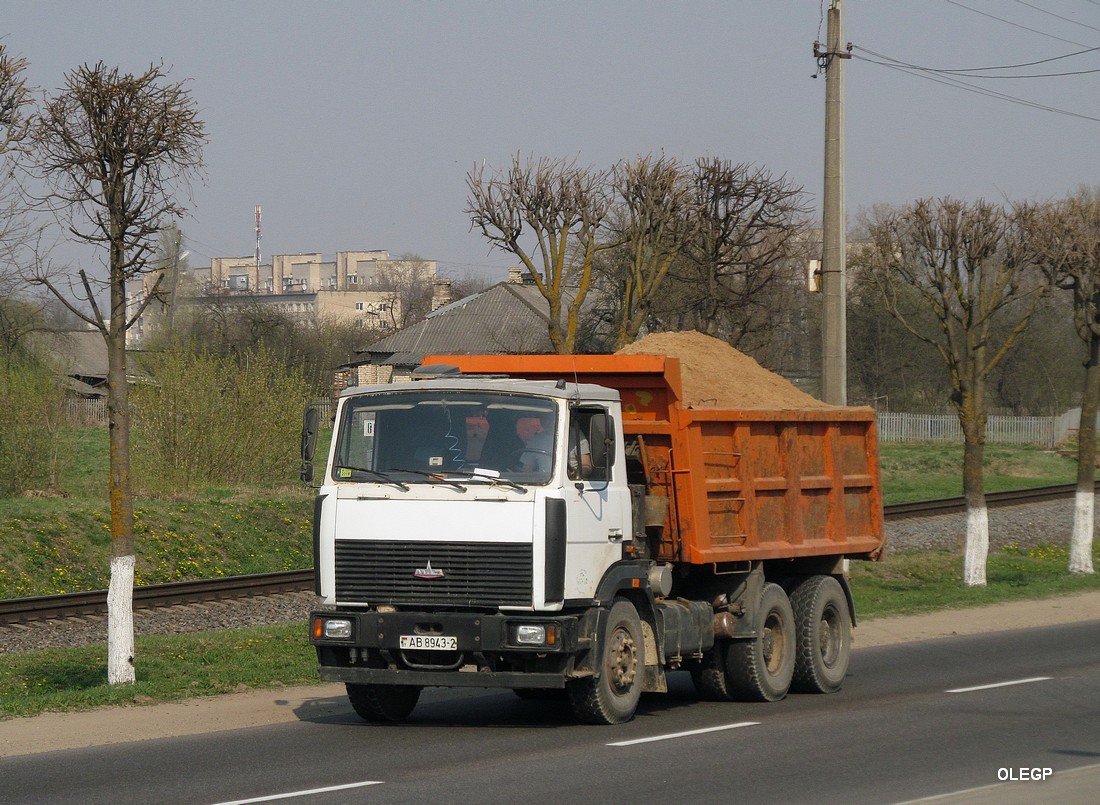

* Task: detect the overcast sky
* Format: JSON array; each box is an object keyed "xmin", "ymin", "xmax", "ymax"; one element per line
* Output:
[{"xmin": 6, "ymin": 1, "xmax": 1099, "ymax": 283}]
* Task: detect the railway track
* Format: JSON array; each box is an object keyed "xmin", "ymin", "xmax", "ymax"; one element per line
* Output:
[
  {"xmin": 0, "ymin": 569, "xmax": 315, "ymax": 626},
  {"xmin": 881, "ymin": 482, "xmax": 1089, "ymax": 519},
  {"xmin": 1, "ymin": 482, "xmax": 1089, "ymax": 626}
]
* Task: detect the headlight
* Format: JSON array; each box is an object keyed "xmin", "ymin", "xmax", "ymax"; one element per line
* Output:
[
  {"xmin": 512, "ymin": 623, "xmax": 556, "ymax": 647},
  {"xmin": 313, "ymin": 617, "xmax": 353, "ymax": 640}
]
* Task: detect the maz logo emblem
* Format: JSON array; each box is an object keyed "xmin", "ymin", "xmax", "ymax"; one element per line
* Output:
[{"xmin": 413, "ymin": 560, "xmax": 445, "ymax": 580}]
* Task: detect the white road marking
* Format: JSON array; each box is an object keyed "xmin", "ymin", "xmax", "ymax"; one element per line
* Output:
[
  {"xmin": 607, "ymin": 721, "xmax": 759, "ymax": 747},
  {"xmin": 945, "ymin": 676, "xmax": 1052, "ymax": 694},
  {"xmin": 211, "ymin": 780, "xmax": 383, "ymax": 804}
]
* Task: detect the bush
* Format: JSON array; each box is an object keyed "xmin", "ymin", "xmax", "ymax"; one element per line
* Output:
[
  {"xmin": 131, "ymin": 346, "xmax": 314, "ymax": 493},
  {"xmin": 0, "ymin": 359, "xmax": 70, "ymax": 496}
]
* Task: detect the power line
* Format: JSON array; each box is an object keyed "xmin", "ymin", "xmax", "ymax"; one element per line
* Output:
[
  {"xmin": 1012, "ymin": 0, "xmax": 1100, "ymax": 35},
  {"xmin": 854, "ymin": 45, "xmax": 1100, "ymax": 79},
  {"xmin": 851, "ymin": 49, "xmax": 1100, "ymax": 123},
  {"xmin": 943, "ymin": 0, "xmax": 1093, "ymax": 48},
  {"xmin": 856, "ymin": 44, "xmax": 1100, "ymax": 74}
]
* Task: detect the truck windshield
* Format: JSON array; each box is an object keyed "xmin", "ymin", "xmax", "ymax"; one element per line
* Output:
[{"xmin": 332, "ymin": 390, "xmax": 558, "ymax": 485}]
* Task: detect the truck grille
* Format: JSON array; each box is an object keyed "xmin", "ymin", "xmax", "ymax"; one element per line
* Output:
[{"xmin": 334, "ymin": 540, "xmax": 533, "ymax": 607}]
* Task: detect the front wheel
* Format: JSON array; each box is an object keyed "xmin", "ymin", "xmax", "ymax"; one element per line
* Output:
[
  {"xmin": 346, "ymin": 683, "xmax": 421, "ymax": 722},
  {"xmin": 568, "ymin": 600, "xmax": 644, "ymax": 724},
  {"xmin": 725, "ymin": 582, "xmax": 796, "ymax": 702}
]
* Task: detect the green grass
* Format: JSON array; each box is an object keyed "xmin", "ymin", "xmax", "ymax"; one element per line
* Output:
[
  {"xmin": 877, "ymin": 442, "xmax": 1078, "ymax": 505},
  {"xmin": 63, "ymin": 427, "xmax": 112, "ymax": 499},
  {"xmin": 0, "ymin": 624, "xmax": 316, "ymax": 719},
  {"xmin": 0, "ymin": 426, "xmax": 318, "ymax": 598},
  {"xmin": 0, "ymin": 495, "xmax": 315, "ymax": 597},
  {"xmin": 851, "ymin": 543, "xmax": 1100, "ymax": 619}
]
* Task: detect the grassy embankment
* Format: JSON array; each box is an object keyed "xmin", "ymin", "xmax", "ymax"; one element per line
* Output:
[
  {"xmin": 1, "ymin": 431, "xmax": 1097, "ymax": 718},
  {"xmin": 0, "ymin": 428, "xmax": 314, "ymax": 598}
]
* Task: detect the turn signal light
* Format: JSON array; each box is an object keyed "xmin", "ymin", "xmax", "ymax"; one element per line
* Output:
[{"xmin": 312, "ymin": 616, "xmax": 352, "ymax": 640}]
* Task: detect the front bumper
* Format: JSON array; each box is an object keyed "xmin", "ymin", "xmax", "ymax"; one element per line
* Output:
[{"xmin": 310, "ymin": 609, "xmax": 593, "ymax": 689}]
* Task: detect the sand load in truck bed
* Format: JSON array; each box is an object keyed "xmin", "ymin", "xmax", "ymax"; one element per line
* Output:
[{"xmin": 617, "ymin": 330, "xmax": 833, "ymax": 410}]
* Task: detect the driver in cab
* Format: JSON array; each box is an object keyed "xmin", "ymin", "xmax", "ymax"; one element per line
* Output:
[{"xmin": 520, "ymin": 411, "xmax": 592, "ymax": 479}]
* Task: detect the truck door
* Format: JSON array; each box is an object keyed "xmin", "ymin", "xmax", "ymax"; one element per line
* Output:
[{"xmin": 561, "ymin": 407, "xmax": 631, "ymax": 601}]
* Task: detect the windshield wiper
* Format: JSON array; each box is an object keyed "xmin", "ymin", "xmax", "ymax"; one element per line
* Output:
[
  {"xmin": 445, "ymin": 469, "xmax": 527, "ymax": 493},
  {"xmin": 336, "ymin": 465, "xmax": 409, "ymax": 490},
  {"xmin": 388, "ymin": 468, "xmax": 468, "ymax": 492}
]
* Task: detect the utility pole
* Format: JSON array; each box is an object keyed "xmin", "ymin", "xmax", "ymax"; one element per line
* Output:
[{"xmin": 816, "ymin": 0, "xmax": 850, "ymax": 405}]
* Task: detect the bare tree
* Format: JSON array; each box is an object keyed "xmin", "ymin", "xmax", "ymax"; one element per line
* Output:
[
  {"xmin": 602, "ymin": 154, "xmax": 696, "ymax": 349},
  {"xmin": 0, "ymin": 46, "xmax": 34, "ymax": 309},
  {"xmin": 1027, "ymin": 188, "xmax": 1100, "ymax": 574},
  {"xmin": 661, "ymin": 159, "xmax": 811, "ymax": 348},
  {"xmin": 372, "ymin": 253, "xmax": 435, "ymax": 328},
  {"xmin": 0, "ymin": 44, "xmax": 32, "ymax": 155},
  {"xmin": 863, "ymin": 198, "xmax": 1048, "ymax": 586},
  {"xmin": 848, "ymin": 243, "xmax": 950, "ymax": 409},
  {"xmin": 466, "ymin": 154, "xmax": 611, "ymax": 353},
  {"xmin": 28, "ymin": 62, "xmax": 205, "ymax": 684},
  {"xmin": 147, "ymin": 222, "xmax": 189, "ymax": 334}
]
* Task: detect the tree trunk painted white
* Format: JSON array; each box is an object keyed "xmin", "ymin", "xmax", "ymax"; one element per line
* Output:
[
  {"xmin": 107, "ymin": 554, "xmax": 136, "ymax": 685},
  {"xmin": 963, "ymin": 506, "xmax": 989, "ymax": 587},
  {"xmin": 1069, "ymin": 490, "xmax": 1095, "ymax": 575}
]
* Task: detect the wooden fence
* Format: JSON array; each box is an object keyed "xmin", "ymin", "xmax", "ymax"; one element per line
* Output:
[{"xmin": 66, "ymin": 397, "xmax": 107, "ymax": 424}]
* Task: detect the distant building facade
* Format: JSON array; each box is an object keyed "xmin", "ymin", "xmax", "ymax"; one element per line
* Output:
[{"xmin": 127, "ymin": 250, "xmax": 449, "ymax": 345}]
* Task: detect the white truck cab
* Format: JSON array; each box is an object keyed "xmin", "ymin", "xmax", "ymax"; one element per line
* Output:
[
  {"xmin": 312, "ymin": 376, "xmax": 631, "ymax": 611},
  {"xmin": 308, "ymin": 373, "xmax": 661, "ymax": 724}
]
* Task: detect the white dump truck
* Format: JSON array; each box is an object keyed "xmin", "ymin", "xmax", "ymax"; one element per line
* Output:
[{"xmin": 304, "ymin": 353, "xmax": 885, "ymax": 724}]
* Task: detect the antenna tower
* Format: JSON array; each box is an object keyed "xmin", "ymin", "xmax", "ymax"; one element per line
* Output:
[{"xmin": 255, "ymin": 205, "xmax": 262, "ymax": 266}]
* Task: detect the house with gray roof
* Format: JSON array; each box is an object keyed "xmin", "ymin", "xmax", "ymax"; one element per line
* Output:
[
  {"xmin": 29, "ymin": 330, "xmax": 109, "ymax": 397},
  {"xmin": 339, "ymin": 273, "xmax": 578, "ymax": 387}
]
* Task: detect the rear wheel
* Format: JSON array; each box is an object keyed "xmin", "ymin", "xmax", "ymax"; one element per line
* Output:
[
  {"xmin": 346, "ymin": 683, "xmax": 421, "ymax": 722},
  {"xmin": 568, "ymin": 600, "xmax": 644, "ymax": 724},
  {"xmin": 690, "ymin": 641, "xmax": 733, "ymax": 700},
  {"xmin": 725, "ymin": 582, "xmax": 796, "ymax": 702},
  {"xmin": 790, "ymin": 575, "xmax": 851, "ymax": 694}
]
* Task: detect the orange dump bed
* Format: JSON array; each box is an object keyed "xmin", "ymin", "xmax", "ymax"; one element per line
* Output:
[{"xmin": 424, "ymin": 354, "xmax": 886, "ymax": 565}]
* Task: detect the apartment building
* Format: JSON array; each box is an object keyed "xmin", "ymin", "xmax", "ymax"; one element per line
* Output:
[{"xmin": 127, "ymin": 250, "xmax": 445, "ymax": 345}]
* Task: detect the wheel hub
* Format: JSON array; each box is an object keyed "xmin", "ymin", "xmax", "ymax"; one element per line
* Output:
[{"xmin": 607, "ymin": 628, "xmax": 638, "ymax": 692}]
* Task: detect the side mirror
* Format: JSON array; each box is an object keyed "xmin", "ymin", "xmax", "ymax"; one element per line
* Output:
[
  {"xmin": 579, "ymin": 411, "xmax": 614, "ymax": 487},
  {"xmin": 300, "ymin": 405, "xmax": 320, "ymax": 483},
  {"xmin": 301, "ymin": 406, "xmax": 320, "ymax": 462}
]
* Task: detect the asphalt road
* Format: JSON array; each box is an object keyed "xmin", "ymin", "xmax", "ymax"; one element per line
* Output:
[{"xmin": 3, "ymin": 621, "xmax": 1099, "ymax": 805}]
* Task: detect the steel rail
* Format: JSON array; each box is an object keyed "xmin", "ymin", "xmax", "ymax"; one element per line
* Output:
[
  {"xmin": 1, "ymin": 482, "xmax": 1090, "ymax": 625},
  {"xmin": 0, "ymin": 569, "xmax": 314, "ymax": 626},
  {"xmin": 882, "ymin": 482, "xmax": 1087, "ymax": 519}
]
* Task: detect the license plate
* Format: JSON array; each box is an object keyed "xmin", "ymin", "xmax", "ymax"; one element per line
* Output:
[{"xmin": 400, "ymin": 634, "xmax": 457, "ymax": 651}]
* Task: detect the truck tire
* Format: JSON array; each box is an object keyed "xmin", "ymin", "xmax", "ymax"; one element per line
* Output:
[
  {"xmin": 346, "ymin": 683, "xmax": 421, "ymax": 722},
  {"xmin": 568, "ymin": 600, "xmax": 644, "ymax": 724},
  {"xmin": 690, "ymin": 642, "xmax": 733, "ymax": 700},
  {"xmin": 725, "ymin": 583, "xmax": 795, "ymax": 702},
  {"xmin": 790, "ymin": 575, "xmax": 851, "ymax": 694}
]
